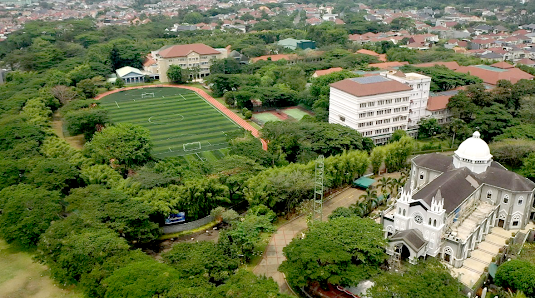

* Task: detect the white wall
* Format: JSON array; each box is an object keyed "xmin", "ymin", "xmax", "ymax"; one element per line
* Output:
[{"xmin": 328, "ymin": 86, "xmax": 413, "ymax": 143}]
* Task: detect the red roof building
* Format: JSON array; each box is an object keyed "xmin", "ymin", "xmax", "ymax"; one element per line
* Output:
[
  {"xmin": 455, "ymin": 65, "xmax": 533, "ymax": 85},
  {"xmin": 158, "ymin": 43, "xmax": 220, "ymax": 58},
  {"xmin": 312, "ymin": 67, "xmax": 344, "ymax": 77}
]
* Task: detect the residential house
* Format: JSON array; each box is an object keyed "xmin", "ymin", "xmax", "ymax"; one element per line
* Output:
[{"xmin": 455, "ymin": 62, "xmax": 534, "ymax": 85}]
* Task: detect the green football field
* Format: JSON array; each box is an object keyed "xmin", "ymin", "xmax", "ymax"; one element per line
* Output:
[{"xmin": 98, "ymin": 87, "xmax": 242, "ymax": 160}]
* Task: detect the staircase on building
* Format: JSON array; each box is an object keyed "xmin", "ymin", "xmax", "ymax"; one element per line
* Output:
[{"xmin": 451, "ymin": 227, "xmax": 511, "ymax": 287}]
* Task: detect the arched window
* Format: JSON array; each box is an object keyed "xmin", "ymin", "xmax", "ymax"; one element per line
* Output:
[
  {"xmin": 428, "ymin": 218, "xmax": 432, "ymax": 225},
  {"xmin": 433, "ymin": 219, "xmax": 437, "ymax": 227},
  {"xmin": 486, "ymin": 190, "xmax": 492, "ymax": 199},
  {"xmin": 518, "ymin": 196, "xmax": 524, "ymax": 205},
  {"xmin": 403, "ymin": 209, "xmax": 406, "ymax": 216},
  {"xmin": 512, "ymin": 213, "xmax": 521, "ymax": 227},
  {"xmin": 398, "ymin": 208, "xmax": 401, "ymax": 214},
  {"xmin": 503, "ymin": 194, "xmax": 509, "ymax": 204}
]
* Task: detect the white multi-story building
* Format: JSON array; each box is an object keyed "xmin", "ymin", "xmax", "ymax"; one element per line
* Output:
[
  {"xmin": 383, "ymin": 71, "xmax": 432, "ymax": 133},
  {"xmin": 329, "ymin": 75, "xmax": 413, "ymax": 144},
  {"xmin": 145, "ymin": 43, "xmax": 224, "ymax": 82}
]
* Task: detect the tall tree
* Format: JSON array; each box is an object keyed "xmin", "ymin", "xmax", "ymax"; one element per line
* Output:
[
  {"xmin": 84, "ymin": 123, "xmax": 152, "ymax": 168},
  {"xmin": 417, "ymin": 117, "xmax": 442, "ymax": 139},
  {"xmin": 280, "ymin": 216, "xmax": 387, "ymax": 287},
  {"xmin": 66, "ymin": 185, "xmax": 160, "ymax": 243},
  {"xmin": 103, "ymin": 260, "xmax": 181, "ymax": 298},
  {"xmin": 167, "ymin": 65, "xmax": 186, "ymax": 84},
  {"xmin": 163, "ymin": 241, "xmax": 239, "ymax": 283},
  {"xmin": 368, "ymin": 258, "xmax": 465, "ymax": 298},
  {"xmin": 0, "ymin": 184, "xmax": 62, "ymax": 248},
  {"xmin": 212, "ymin": 270, "xmax": 292, "ymax": 298}
]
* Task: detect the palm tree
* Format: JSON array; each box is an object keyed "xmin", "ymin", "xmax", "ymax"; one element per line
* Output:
[
  {"xmin": 387, "ymin": 178, "xmax": 398, "ymax": 197},
  {"xmin": 351, "ymin": 201, "xmax": 369, "ymax": 217},
  {"xmin": 359, "ymin": 188, "xmax": 378, "ymax": 216},
  {"xmin": 378, "ymin": 177, "xmax": 392, "ymax": 198}
]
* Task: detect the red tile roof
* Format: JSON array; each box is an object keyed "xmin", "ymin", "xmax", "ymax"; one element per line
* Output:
[
  {"xmin": 330, "ymin": 77, "xmax": 412, "ymax": 97},
  {"xmin": 158, "ymin": 43, "xmax": 220, "ymax": 58},
  {"xmin": 455, "ymin": 65, "xmax": 533, "ymax": 85},
  {"xmin": 517, "ymin": 58, "xmax": 535, "ymax": 65},
  {"xmin": 413, "ymin": 61, "xmax": 460, "ymax": 70},
  {"xmin": 491, "ymin": 61, "xmax": 514, "ymax": 69},
  {"xmin": 427, "ymin": 95, "xmax": 450, "ymax": 111},
  {"xmin": 143, "ymin": 54, "xmax": 156, "ymax": 67},
  {"xmin": 357, "ymin": 49, "xmax": 380, "ymax": 56},
  {"xmin": 313, "ymin": 67, "xmax": 343, "ymax": 77}
]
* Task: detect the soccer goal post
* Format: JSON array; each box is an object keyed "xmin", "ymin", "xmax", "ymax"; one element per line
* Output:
[
  {"xmin": 141, "ymin": 92, "xmax": 155, "ymax": 98},
  {"xmin": 183, "ymin": 141, "xmax": 202, "ymax": 151}
]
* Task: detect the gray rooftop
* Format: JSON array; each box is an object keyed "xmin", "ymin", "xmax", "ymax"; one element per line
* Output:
[
  {"xmin": 350, "ymin": 76, "xmax": 390, "ymax": 84},
  {"xmin": 412, "ymin": 154, "xmax": 535, "ymax": 212},
  {"xmin": 412, "ymin": 167, "xmax": 478, "ymax": 213},
  {"xmin": 390, "ymin": 229, "xmax": 427, "ymax": 252}
]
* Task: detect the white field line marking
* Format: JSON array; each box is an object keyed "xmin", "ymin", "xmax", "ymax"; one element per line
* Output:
[
  {"xmin": 194, "ymin": 93, "xmax": 240, "ymax": 128},
  {"xmin": 115, "ymin": 101, "xmax": 120, "ymax": 108}
]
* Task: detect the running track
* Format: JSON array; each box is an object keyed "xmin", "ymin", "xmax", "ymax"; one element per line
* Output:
[{"xmin": 94, "ymin": 85, "xmax": 268, "ymax": 150}]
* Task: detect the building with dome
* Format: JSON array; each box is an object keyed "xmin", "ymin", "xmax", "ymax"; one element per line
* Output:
[{"xmin": 381, "ymin": 131, "xmax": 535, "ymax": 268}]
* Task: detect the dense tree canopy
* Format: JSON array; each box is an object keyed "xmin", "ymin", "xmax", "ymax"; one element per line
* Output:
[
  {"xmin": 84, "ymin": 123, "xmax": 152, "ymax": 168},
  {"xmin": 495, "ymin": 260, "xmax": 535, "ymax": 297},
  {"xmin": 163, "ymin": 241, "xmax": 239, "ymax": 283},
  {"xmin": 0, "ymin": 184, "xmax": 62, "ymax": 248},
  {"xmin": 280, "ymin": 216, "xmax": 387, "ymax": 287},
  {"xmin": 368, "ymin": 258, "xmax": 465, "ymax": 298}
]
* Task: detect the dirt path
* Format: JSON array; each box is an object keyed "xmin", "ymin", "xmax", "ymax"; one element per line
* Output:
[
  {"xmin": 51, "ymin": 112, "xmax": 84, "ymax": 150},
  {"xmin": 94, "ymin": 85, "xmax": 268, "ymax": 150}
]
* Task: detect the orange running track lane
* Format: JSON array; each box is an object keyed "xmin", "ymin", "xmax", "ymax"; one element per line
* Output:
[{"xmin": 94, "ymin": 84, "xmax": 268, "ymax": 150}]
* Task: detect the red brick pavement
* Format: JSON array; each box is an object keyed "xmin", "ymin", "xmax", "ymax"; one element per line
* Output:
[{"xmin": 94, "ymin": 85, "xmax": 268, "ymax": 150}]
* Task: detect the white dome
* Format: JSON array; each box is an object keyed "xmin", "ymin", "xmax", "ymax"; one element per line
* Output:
[{"xmin": 455, "ymin": 131, "xmax": 492, "ymax": 161}]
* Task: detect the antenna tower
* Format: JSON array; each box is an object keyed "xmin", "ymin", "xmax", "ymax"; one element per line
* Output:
[{"xmin": 312, "ymin": 155, "xmax": 325, "ymax": 223}]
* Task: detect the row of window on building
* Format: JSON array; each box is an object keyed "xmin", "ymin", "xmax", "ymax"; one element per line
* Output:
[
  {"xmin": 358, "ymin": 97, "xmax": 410, "ymax": 109},
  {"xmin": 356, "ymin": 116, "xmax": 408, "ymax": 127},
  {"xmin": 363, "ymin": 125, "xmax": 406, "ymax": 136},
  {"xmin": 167, "ymin": 55, "xmax": 218, "ymax": 63},
  {"xmin": 358, "ymin": 106, "xmax": 409, "ymax": 118}
]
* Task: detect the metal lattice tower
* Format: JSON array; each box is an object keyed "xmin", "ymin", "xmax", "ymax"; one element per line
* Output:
[{"xmin": 312, "ymin": 155, "xmax": 325, "ymax": 223}]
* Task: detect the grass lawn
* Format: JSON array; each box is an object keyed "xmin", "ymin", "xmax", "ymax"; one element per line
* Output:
[
  {"xmin": 98, "ymin": 87, "xmax": 243, "ymax": 160},
  {"xmin": 0, "ymin": 240, "xmax": 82, "ymax": 298},
  {"xmin": 282, "ymin": 107, "xmax": 312, "ymax": 120}
]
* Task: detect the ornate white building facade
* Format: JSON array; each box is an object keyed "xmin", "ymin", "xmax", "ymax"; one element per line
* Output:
[{"xmin": 381, "ymin": 132, "xmax": 535, "ymax": 267}]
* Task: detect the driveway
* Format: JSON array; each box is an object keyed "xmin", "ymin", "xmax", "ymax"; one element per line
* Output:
[{"xmin": 253, "ymin": 172, "xmax": 401, "ymax": 294}]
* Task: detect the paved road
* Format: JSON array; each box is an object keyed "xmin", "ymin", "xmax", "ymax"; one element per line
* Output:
[
  {"xmin": 253, "ymin": 187, "xmax": 365, "ymax": 293},
  {"xmin": 253, "ymin": 173, "xmax": 401, "ymax": 294}
]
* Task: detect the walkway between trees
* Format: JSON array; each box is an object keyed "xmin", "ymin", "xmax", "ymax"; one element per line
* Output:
[
  {"xmin": 94, "ymin": 85, "xmax": 268, "ymax": 150},
  {"xmin": 253, "ymin": 172, "xmax": 401, "ymax": 294},
  {"xmin": 253, "ymin": 187, "xmax": 365, "ymax": 293}
]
